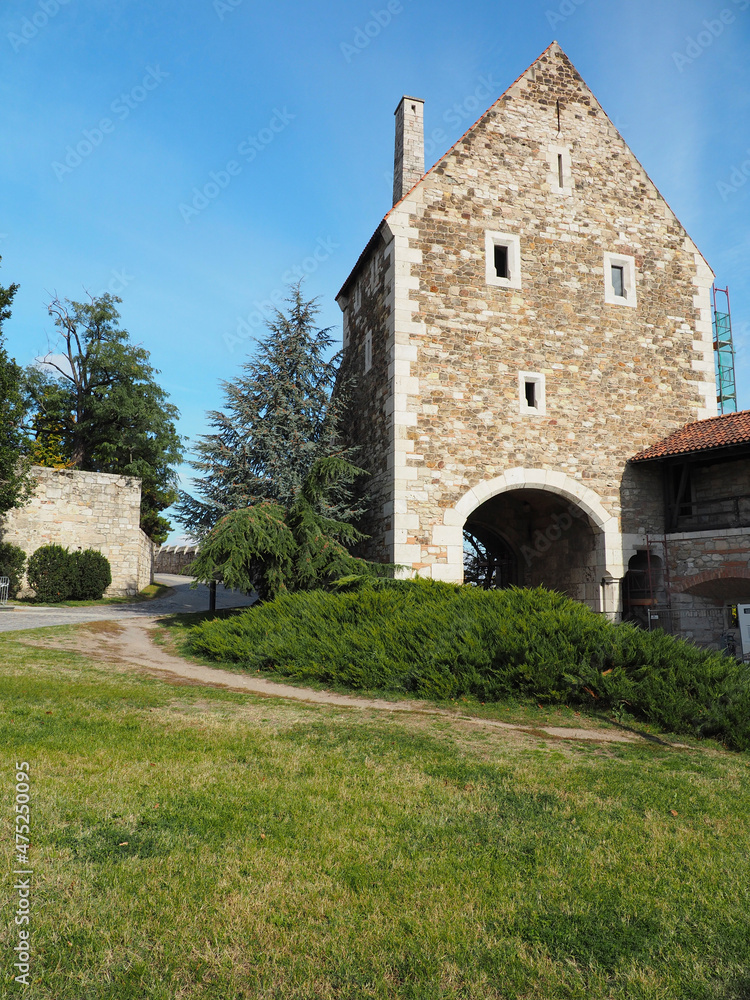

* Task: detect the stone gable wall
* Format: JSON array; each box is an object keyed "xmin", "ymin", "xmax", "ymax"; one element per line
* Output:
[
  {"xmin": 338, "ymin": 43, "xmax": 716, "ymax": 596},
  {"xmin": 2, "ymin": 466, "xmax": 153, "ymax": 596}
]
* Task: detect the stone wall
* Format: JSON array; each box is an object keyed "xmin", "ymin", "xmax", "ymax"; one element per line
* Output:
[
  {"xmin": 154, "ymin": 544, "xmax": 199, "ymax": 575},
  {"xmin": 336, "ymin": 41, "xmax": 716, "ymax": 603},
  {"xmin": 2, "ymin": 466, "xmax": 153, "ymax": 597},
  {"xmin": 337, "ymin": 239, "xmax": 397, "ymax": 562}
]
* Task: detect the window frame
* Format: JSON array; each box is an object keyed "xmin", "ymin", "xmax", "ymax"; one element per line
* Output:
[
  {"xmin": 603, "ymin": 251, "xmax": 637, "ymax": 308},
  {"xmin": 485, "ymin": 231, "xmax": 522, "ymax": 290},
  {"xmin": 518, "ymin": 371, "xmax": 546, "ymax": 416},
  {"xmin": 546, "ymin": 144, "xmax": 573, "ymax": 196}
]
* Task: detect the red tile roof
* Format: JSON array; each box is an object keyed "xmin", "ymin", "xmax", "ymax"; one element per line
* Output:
[{"xmin": 631, "ymin": 410, "xmax": 750, "ymax": 462}]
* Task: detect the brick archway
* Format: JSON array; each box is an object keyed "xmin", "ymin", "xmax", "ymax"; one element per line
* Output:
[{"xmin": 673, "ymin": 567, "xmax": 750, "ymax": 597}]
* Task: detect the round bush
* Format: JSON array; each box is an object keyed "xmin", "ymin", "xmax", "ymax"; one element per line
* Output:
[
  {"xmin": 70, "ymin": 549, "xmax": 112, "ymax": 600},
  {"xmin": 0, "ymin": 542, "xmax": 27, "ymax": 598},
  {"xmin": 26, "ymin": 544, "xmax": 74, "ymax": 603}
]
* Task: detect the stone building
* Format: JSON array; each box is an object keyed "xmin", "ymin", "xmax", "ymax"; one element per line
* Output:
[
  {"xmin": 334, "ymin": 41, "xmax": 749, "ymax": 647},
  {"xmin": 2, "ymin": 466, "xmax": 154, "ymax": 596}
]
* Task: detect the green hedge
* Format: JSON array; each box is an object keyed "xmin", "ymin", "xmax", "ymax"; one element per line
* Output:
[
  {"xmin": 70, "ymin": 549, "xmax": 112, "ymax": 600},
  {"xmin": 27, "ymin": 545, "xmax": 112, "ymax": 602},
  {"xmin": 189, "ymin": 580, "xmax": 750, "ymax": 751},
  {"xmin": 0, "ymin": 542, "xmax": 27, "ymax": 598}
]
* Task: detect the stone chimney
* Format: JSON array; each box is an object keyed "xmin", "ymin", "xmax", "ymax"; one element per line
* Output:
[{"xmin": 393, "ymin": 96, "xmax": 424, "ymax": 205}]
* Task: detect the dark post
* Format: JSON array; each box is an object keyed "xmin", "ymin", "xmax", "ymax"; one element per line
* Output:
[{"xmin": 209, "ymin": 580, "xmax": 217, "ymax": 612}]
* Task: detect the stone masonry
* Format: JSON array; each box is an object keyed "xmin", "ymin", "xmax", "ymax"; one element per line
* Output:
[
  {"xmin": 336, "ymin": 42, "xmax": 717, "ymax": 613},
  {"xmin": 2, "ymin": 466, "xmax": 154, "ymax": 596}
]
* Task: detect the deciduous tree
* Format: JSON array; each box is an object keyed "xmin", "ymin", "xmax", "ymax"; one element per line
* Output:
[{"xmin": 27, "ymin": 292, "xmax": 183, "ymax": 543}]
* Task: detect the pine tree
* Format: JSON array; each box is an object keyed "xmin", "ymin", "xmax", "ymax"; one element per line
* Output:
[
  {"xmin": 177, "ymin": 283, "xmax": 359, "ymax": 538},
  {"xmin": 190, "ymin": 455, "xmax": 382, "ymax": 600}
]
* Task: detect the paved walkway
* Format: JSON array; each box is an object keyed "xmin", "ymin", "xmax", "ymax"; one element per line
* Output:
[{"xmin": 0, "ymin": 574, "xmax": 254, "ymax": 632}]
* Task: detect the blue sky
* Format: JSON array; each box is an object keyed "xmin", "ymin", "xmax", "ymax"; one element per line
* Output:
[{"xmin": 1, "ymin": 0, "xmax": 749, "ymax": 541}]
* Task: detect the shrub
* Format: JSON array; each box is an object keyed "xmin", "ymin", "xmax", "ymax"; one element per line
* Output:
[
  {"xmin": 69, "ymin": 549, "xmax": 112, "ymax": 600},
  {"xmin": 189, "ymin": 580, "xmax": 750, "ymax": 751},
  {"xmin": 0, "ymin": 541, "xmax": 26, "ymax": 598},
  {"xmin": 26, "ymin": 544, "xmax": 75, "ymax": 603}
]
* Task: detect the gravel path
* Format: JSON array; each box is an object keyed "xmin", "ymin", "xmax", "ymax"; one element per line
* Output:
[{"xmin": 0, "ymin": 574, "xmax": 254, "ymax": 632}]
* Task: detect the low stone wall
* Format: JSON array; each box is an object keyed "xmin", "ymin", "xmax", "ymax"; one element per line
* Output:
[
  {"xmin": 154, "ymin": 544, "xmax": 199, "ymax": 575},
  {"xmin": 2, "ymin": 466, "xmax": 153, "ymax": 597}
]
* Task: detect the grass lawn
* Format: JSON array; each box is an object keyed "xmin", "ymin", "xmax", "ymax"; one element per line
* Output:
[{"xmin": 1, "ymin": 628, "xmax": 749, "ymax": 999}]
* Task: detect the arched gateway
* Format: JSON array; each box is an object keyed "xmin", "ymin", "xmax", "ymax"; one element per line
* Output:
[{"xmin": 442, "ymin": 470, "xmax": 622, "ymax": 613}]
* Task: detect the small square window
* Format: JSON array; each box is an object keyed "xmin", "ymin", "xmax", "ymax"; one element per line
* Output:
[
  {"xmin": 518, "ymin": 372, "xmax": 546, "ymax": 415},
  {"xmin": 485, "ymin": 231, "xmax": 521, "ymax": 289},
  {"xmin": 603, "ymin": 252, "xmax": 637, "ymax": 308}
]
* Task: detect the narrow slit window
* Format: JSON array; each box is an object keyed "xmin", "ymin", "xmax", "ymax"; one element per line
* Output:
[
  {"xmin": 557, "ymin": 153, "xmax": 564, "ymax": 189},
  {"xmin": 494, "ymin": 244, "xmax": 509, "ymax": 279},
  {"xmin": 525, "ymin": 380, "xmax": 537, "ymax": 408},
  {"xmin": 611, "ymin": 264, "xmax": 625, "ymax": 298}
]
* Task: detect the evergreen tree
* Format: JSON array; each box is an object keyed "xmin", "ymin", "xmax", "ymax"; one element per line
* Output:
[
  {"xmin": 177, "ymin": 283, "xmax": 358, "ymax": 538},
  {"xmin": 190, "ymin": 455, "xmax": 384, "ymax": 600},
  {"xmin": 0, "ymin": 258, "xmax": 32, "ymax": 516},
  {"xmin": 26, "ymin": 292, "xmax": 183, "ymax": 543}
]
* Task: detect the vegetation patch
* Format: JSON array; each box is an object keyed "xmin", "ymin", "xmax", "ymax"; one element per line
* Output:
[
  {"xmin": 26, "ymin": 544, "xmax": 113, "ymax": 602},
  {"xmin": 189, "ymin": 580, "xmax": 750, "ymax": 750}
]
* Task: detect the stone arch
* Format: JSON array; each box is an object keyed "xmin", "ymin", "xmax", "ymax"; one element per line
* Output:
[
  {"xmin": 673, "ymin": 567, "xmax": 750, "ymax": 598},
  {"xmin": 435, "ymin": 469, "xmax": 622, "ymax": 613}
]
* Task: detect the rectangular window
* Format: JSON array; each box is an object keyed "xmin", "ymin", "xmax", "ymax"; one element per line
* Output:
[
  {"xmin": 518, "ymin": 372, "xmax": 546, "ymax": 415},
  {"xmin": 603, "ymin": 252, "xmax": 637, "ymax": 308},
  {"xmin": 364, "ymin": 329, "xmax": 372, "ymax": 373},
  {"xmin": 494, "ymin": 244, "xmax": 509, "ymax": 279},
  {"xmin": 611, "ymin": 264, "xmax": 625, "ymax": 299},
  {"xmin": 557, "ymin": 153, "xmax": 564, "ymax": 189},
  {"xmin": 485, "ymin": 231, "xmax": 522, "ymax": 289}
]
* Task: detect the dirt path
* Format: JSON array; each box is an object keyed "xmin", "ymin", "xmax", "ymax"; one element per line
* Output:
[{"xmin": 16, "ymin": 616, "xmax": 652, "ymax": 745}]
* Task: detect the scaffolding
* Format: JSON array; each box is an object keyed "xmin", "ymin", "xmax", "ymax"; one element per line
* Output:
[{"xmin": 713, "ymin": 286, "xmax": 737, "ymax": 414}]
